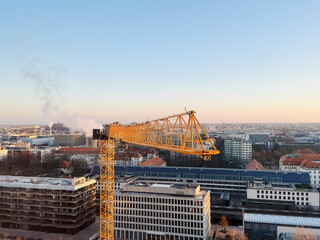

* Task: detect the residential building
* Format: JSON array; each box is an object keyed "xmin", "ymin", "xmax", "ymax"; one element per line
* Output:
[
  {"xmin": 280, "ymin": 154, "xmax": 320, "ymax": 188},
  {"xmin": 55, "ymin": 147, "xmax": 100, "ymax": 167},
  {"xmin": 224, "ymin": 137, "xmax": 252, "ymax": 168},
  {"xmin": 247, "ymin": 181, "xmax": 319, "ymax": 207},
  {"xmin": 0, "ymin": 176, "xmax": 96, "ymax": 235},
  {"xmin": 114, "ymin": 182, "xmax": 211, "ymax": 240}
]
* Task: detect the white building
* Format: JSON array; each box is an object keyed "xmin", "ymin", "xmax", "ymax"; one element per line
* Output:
[
  {"xmin": 0, "ymin": 146, "xmax": 8, "ymax": 160},
  {"xmin": 247, "ymin": 181, "xmax": 319, "ymax": 207},
  {"xmin": 280, "ymin": 154, "xmax": 320, "ymax": 188},
  {"xmin": 115, "ymin": 182, "xmax": 211, "ymax": 240},
  {"xmin": 224, "ymin": 137, "xmax": 252, "ymax": 169}
]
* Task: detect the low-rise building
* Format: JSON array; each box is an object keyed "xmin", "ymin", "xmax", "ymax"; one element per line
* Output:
[
  {"xmin": 244, "ymin": 212, "xmax": 320, "ymax": 240},
  {"xmin": 247, "ymin": 181, "xmax": 319, "ymax": 207},
  {"xmin": 280, "ymin": 154, "xmax": 320, "ymax": 188},
  {"xmin": 115, "ymin": 182, "xmax": 211, "ymax": 240}
]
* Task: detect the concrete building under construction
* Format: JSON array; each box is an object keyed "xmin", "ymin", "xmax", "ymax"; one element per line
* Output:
[{"xmin": 0, "ymin": 176, "xmax": 96, "ymax": 235}]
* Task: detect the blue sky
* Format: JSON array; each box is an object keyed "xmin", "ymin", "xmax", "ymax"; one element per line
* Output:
[{"xmin": 1, "ymin": 1, "xmax": 320, "ymax": 126}]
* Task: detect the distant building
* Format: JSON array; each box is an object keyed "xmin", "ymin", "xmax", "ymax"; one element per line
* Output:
[
  {"xmin": 249, "ymin": 133, "xmax": 269, "ymax": 147},
  {"xmin": 246, "ymin": 159, "xmax": 264, "ymax": 170},
  {"xmin": 280, "ymin": 154, "xmax": 320, "ymax": 188},
  {"xmin": 252, "ymin": 142, "xmax": 266, "ymax": 152},
  {"xmin": 115, "ymin": 152, "xmax": 143, "ymax": 166},
  {"xmin": 55, "ymin": 147, "xmax": 100, "ymax": 168},
  {"xmin": 114, "ymin": 182, "xmax": 211, "ymax": 240},
  {"xmin": 22, "ymin": 136, "xmax": 55, "ymax": 146},
  {"xmin": 276, "ymin": 142, "xmax": 320, "ymax": 154},
  {"xmin": 53, "ymin": 134, "xmax": 86, "ymax": 147},
  {"xmin": 0, "ymin": 146, "xmax": 8, "ymax": 160},
  {"xmin": 247, "ymin": 181, "xmax": 319, "ymax": 207},
  {"xmin": 0, "ymin": 176, "xmax": 96, "ymax": 235},
  {"xmin": 138, "ymin": 156, "xmax": 166, "ymax": 166},
  {"xmin": 224, "ymin": 137, "xmax": 252, "ymax": 169}
]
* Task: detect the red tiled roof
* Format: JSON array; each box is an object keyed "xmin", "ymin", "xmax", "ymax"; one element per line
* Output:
[
  {"xmin": 281, "ymin": 154, "xmax": 320, "ymax": 168},
  {"xmin": 246, "ymin": 159, "xmax": 264, "ymax": 170},
  {"xmin": 138, "ymin": 157, "xmax": 166, "ymax": 166}
]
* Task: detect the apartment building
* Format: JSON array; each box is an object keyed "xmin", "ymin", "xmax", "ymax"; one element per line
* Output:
[
  {"xmin": 224, "ymin": 137, "xmax": 252, "ymax": 168},
  {"xmin": 114, "ymin": 182, "xmax": 211, "ymax": 240},
  {"xmin": 0, "ymin": 176, "xmax": 96, "ymax": 234},
  {"xmin": 247, "ymin": 181, "xmax": 319, "ymax": 207},
  {"xmin": 280, "ymin": 154, "xmax": 320, "ymax": 188}
]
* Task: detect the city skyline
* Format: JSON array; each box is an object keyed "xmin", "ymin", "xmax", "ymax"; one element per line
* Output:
[{"xmin": 1, "ymin": 1, "xmax": 320, "ymax": 125}]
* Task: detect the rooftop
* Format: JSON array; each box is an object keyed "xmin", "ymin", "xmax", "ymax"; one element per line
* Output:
[
  {"xmin": 138, "ymin": 157, "xmax": 166, "ymax": 166},
  {"xmin": 91, "ymin": 165, "xmax": 311, "ymax": 184},
  {"xmin": 0, "ymin": 176, "xmax": 95, "ymax": 191},
  {"xmin": 244, "ymin": 213, "xmax": 320, "ymax": 228},
  {"xmin": 246, "ymin": 159, "xmax": 264, "ymax": 170}
]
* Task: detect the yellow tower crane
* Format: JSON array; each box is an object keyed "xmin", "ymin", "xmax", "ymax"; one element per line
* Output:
[{"xmin": 93, "ymin": 110, "xmax": 219, "ymax": 240}]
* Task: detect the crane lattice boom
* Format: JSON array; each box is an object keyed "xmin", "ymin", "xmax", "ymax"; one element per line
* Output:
[{"xmin": 93, "ymin": 110, "xmax": 219, "ymax": 239}]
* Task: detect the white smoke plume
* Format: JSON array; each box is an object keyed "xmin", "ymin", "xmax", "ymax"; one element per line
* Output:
[{"xmin": 19, "ymin": 38, "xmax": 101, "ymax": 136}]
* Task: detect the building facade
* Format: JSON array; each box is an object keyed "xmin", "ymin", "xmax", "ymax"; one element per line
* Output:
[
  {"xmin": 0, "ymin": 176, "xmax": 96, "ymax": 234},
  {"xmin": 280, "ymin": 154, "xmax": 320, "ymax": 188},
  {"xmin": 247, "ymin": 181, "xmax": 319, "ymax": 207},
  {"xmin": 224, "ymin": 137, "xmax": 252, "ymax": 169},
  {"xmin": 114, "ymin": 182, "xmax": 211, "ymax": 240}
]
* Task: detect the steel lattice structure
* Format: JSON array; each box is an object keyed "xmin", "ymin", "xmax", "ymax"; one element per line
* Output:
[
  {"xmin": 99, "ymin": 139, "xmax": 114, "ymax": 240},
  {"xmin": 95, "ymin": 110, "xmax": 219, "ymax": 240}
]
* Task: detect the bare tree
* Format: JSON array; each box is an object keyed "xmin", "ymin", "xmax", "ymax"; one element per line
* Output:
[{"xmin": 293, "ymin": 226, "xmax": 317, "ymax": 240}]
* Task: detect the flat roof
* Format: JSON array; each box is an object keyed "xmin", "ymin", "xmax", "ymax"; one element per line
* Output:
[
  {"xmin": 91, "ymin": 165, "xmax": 311, "ymax": 184},
  {"xmin": 0, "ymin": 176, "xmax": 96, "ymax": 191},
  {"xmin": 244, "ymin": 213, "xmax": 320, "ymax": 228}
]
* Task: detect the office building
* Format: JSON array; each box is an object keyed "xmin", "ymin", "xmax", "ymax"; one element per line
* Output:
[
  {"xmin": 0, "ymin": 176, "xmax": 96, "ymax": 234},
  {"xmin": 247, "ymin": 181, "xmax": 319, "ymax": 207},
  {"xmin": 91, "ymin": 166, "xmax": 311, "ymax": 200},
  {"xmin": 114, "ymin": 182, "xmax": 211, "ymax": 240}
]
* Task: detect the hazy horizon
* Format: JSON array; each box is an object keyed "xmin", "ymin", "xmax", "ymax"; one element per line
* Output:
[{"xmin": 1, "ymin": 1, "xmax": 320, "ymax": 126}]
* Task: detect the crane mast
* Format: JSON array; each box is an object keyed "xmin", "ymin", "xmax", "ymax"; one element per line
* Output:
[{"xmin": 93, "ymin": 110, "xmax": 219, "ymax": 240}]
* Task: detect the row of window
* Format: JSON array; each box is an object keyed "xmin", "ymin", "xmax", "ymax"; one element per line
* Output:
[
  {"xmin": 115, "ymin": 216, "xmax": 204, "ymax": 228},
  {"xmin": 257, "ymin": 195, "xmax": 309, "ymax": 202},
  {"xmin": 257, "ymin": 190, "xmax": 308, "ymax": 196},
  {"xmin": 115, "ymin": 224, "xmax": 205, "ymax": 236},
  {"xmin": 115, "ymin": 196, "xmax": 203, "ymax": 206},
  {"xmin": 115, "ymin": 210, "xmax": 204, "ymax": 221}
]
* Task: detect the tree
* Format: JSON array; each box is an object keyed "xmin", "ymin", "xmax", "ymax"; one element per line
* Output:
[
  {"xmin": 226, "ymin": 230, "xmax": 248, "ymax": 240},
  {"xmin": 293, "ymin": 226, "xmax": 317, "ymax": 240},
  {"xmin": 219, "ymin": 215, "xmax": 228, "ymax": 233}
]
